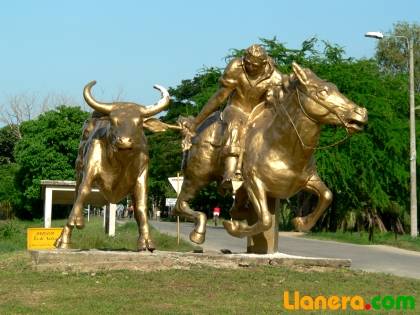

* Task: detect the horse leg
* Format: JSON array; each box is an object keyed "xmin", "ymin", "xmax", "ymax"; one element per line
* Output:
[
  {"xmin": 292, "ymin": 174, "xmax": 332, "ymax": 232},
  {"xmin": 224, "ymin": 176, "xmax": 272, "ymax": 237},
  {"xmin": 132, "ymin": 167, "xmax": 155, "ymax": 252},
  {"xmin": 173, "ymin": 177, "xmax": 209, "ymax": 244}
]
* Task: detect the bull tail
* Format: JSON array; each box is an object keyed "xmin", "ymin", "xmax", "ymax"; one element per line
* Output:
[{"xmin": 181, "ymin": 150, "xmax": 189, "ymax": 171}]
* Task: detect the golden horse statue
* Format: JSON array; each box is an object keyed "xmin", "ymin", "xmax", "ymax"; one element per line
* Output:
[{"xmin": 174, "ymin": 62, "xmax": 368, "ymax": 245}]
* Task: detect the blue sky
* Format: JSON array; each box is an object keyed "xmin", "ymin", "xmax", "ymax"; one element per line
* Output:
[{"xmin": 0, "ymin": 0, "xmax": 419, "ymax": 117}]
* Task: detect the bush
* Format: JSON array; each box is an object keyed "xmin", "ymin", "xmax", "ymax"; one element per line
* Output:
[
  {"xmin": 0, "ymin": 221, "xmax": 20, "ymax": 239},
  {"xmin": 0, "ymin": 201, "xmax": 14, "ymax": 220}
]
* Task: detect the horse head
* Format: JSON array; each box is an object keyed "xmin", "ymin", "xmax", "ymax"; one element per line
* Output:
[{"xmin": 290, "ymin": 62, "xmax": 368, "ymax": 134}]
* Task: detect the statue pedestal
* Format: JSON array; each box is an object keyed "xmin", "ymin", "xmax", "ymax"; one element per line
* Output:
[
  {"xmin": 246, "ymin": 198, "xmax": 279, "ymax": 254},
  {"xmin": 29, "ymin": 249, "xmax": 351, "ymax": 272}
]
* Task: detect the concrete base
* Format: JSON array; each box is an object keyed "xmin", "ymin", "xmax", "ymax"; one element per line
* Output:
[
  {"xmin": 246, "ymin": 198, "xmax": 279, "ymax": 254},
  {"xmin": 29, "ymin": 249, "xmax": 351, "ymax": 272}
]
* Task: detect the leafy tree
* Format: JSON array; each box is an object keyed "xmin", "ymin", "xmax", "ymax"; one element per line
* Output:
[
  {"xmin": 13, "ymin": 106, "xmax": 89, "ymax": 218},
  {"xmin": 0, "ymin": 125, "xmax": 19, "ymax": 164},
  {"xmin": 165, "ymin": 67, "xmax": 221, "ymax": 123},
  {"xmin": 310, "ymin": 59, "xmax": 414, "ymax": 232},
  {"xmin": 227, "ymin": 37, "xmax": 320, "ymax": 71},
  {"xmin": 0, "ymin": 163, "xmax": 21, "ymax": 218},
  {"xmin": 375, "ymin": 22, "xmax": 420, "ymax": 92},
  {"xmin": 147, "ymin": 130, "xmax": 183, "ymax": 210}
]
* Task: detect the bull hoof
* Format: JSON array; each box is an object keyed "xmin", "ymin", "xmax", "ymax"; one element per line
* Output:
[
  {"xmin": 292, "ymin": 216, "xmax": 313, "ymax": 232},
  {"xmin": 138, "ymin": 238, "xmax": 155, "ymax": 252},
  {"xmin": 189, "ymin": 230, "xmax": 205, "ymax": 244},
  {"xmin": 68, "ymin": 215, "xmax": 85, "ymax": 229},
  {"xmin": 146, "ymin": 239, "xmax": 155, "ymax": 252},
  {"xmin": 223, "ymin": 220, "xmax": 244, "ymax": 238},
  {"xmin": 54, "ymin": 236, "xmax": 71, "ymax": 249}
]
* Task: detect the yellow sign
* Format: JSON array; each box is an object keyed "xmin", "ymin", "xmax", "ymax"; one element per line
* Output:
[{"xmin": 27, "ymin": 228, "xmax": 63, "ymax": 250}]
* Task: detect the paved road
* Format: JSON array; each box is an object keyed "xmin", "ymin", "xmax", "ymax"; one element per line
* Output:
[{"xmin": 151, "ymin": 220, "xmax": 420, "ymax": 280}]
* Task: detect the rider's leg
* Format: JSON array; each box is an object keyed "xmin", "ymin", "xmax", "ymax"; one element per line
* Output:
[
  {"xmin": 221, "ymin": 155, "xmax": 238, "ymax": 187},
  {"xmin": 234, "ymin": 124, "xmax": 248, "ymax": 178},
  {"xmin": 220, "ymin": 106, "xmax": 247, "ymax": 190},
  {"xmin": 221, "ymin": 128, "xmax": 242, "ymax": 192}
]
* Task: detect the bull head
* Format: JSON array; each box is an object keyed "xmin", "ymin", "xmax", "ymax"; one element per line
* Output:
[
  {"xmin": 83, "ymin": 81, "xmax": 170, "ymax": 117},
  {"xmin": 83, "ymin": 81, "xmax": 171, "ymax": 151}
]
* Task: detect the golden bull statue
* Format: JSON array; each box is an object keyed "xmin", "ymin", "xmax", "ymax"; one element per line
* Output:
[
  {"xmin": 55, "ymin": 81, "xmax": 172, "ymax": 251},
  {"xmin": 175, "ymin": 45, "xmax": 368, "ymax": 253}
]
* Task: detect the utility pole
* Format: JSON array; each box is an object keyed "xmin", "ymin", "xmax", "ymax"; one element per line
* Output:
[{"xmin": 408, "ymin": 37, "xmax": 417, "ymax": 237}]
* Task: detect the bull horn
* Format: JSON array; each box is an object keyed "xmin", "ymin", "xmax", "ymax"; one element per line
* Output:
[
  {"xmin": 83, "ymin": 81, "xmax": 115, "ymax": 114},
  {"xmin": 141, "ymin": 85, "xmax": 170, "ymax": 117}
]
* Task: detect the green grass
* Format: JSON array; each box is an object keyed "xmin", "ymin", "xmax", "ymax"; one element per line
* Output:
[
  {"xmin": 0, "ymin": 251, "xmax": 419, "ymax": 314},
  {"xmin": 0, "ymin": 217, "xmax": 199, "ymax": 253},
  {"xmin": 0, "ymin": 219, "xmax": 44, "ymax": 253},
  {"xmin": 1, "ymin": 220, "xmax": 419, "ymax": 314},
  {"xmin": 304, "ymin": 231, "xmax": 420, "ymax": 252}
]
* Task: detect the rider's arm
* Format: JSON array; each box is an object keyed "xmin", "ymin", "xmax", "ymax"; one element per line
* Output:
[
  {"xmin": 191, "ymin": 59, "xmax": 240, "ymax": 129},
  {"xmin": 192, "ymin": 86, "xmax": 233, "ymax": 128}
]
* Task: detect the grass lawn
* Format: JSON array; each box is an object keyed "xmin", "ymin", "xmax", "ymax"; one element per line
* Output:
[
  {"xmin": 304, "ymin": 231, "xmax": 420, "ymax": 252},
  {"xmin": 0, "ymin": 251, "xmax": 419, "ymax": 314},
  {"xmin": 0, "ymin": 219, "xmax": 419, "ymax": 314},
  {"xmin": 0, "ymin": 217, "xmax": 198, "ymax": 253}
]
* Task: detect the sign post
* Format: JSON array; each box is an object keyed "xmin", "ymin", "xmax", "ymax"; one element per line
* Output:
[
  {"xmin": 27, "ymin": 228, "xmax": 63, "ymax": 250},
  {"xmin": 168, "ymin": 173, "xmax": 184, "ymax": 245}
]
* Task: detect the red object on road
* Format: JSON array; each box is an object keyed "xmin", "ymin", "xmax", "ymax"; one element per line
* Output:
[{"xmin": 213, "ymin": 206, "xmax": 221, "ymax": 216}]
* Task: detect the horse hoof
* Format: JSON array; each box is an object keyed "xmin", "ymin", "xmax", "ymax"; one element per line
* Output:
[
  {"xmin": 292, "ymin": 217, "xmax": 312, "ymax": 232},
  {"xmin": 223, "ymin": 220, "xmax": 243, "ymax": 238},
  {"xmin": 189, "ymin": 230, "xmax": 205, "ymax": 244}
]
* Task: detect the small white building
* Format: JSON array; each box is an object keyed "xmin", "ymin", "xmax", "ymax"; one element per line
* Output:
[{"xmin": 40, "ymin": 180, "xmax": 117, "ymax": 236}]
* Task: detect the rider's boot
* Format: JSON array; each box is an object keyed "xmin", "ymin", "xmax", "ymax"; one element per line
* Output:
[{"xmin": 220, "ymin": 156, "xmax": 243, "ymax": 195}]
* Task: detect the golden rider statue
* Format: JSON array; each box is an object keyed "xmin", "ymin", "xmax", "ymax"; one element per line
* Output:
[{"xmin": 185, "ymin": 44, "xmax": 287, "ymax": 191}]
